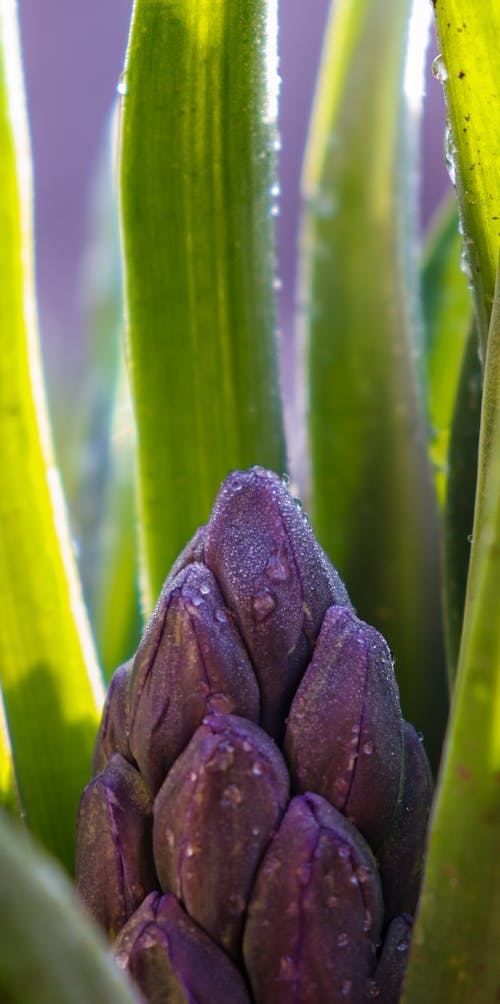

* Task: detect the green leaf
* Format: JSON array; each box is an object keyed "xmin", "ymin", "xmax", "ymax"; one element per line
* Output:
[
  {"xmin": 422, "ymin": 196, "xmax": 473, "ymax": 505},
  {"xmin": 92, "ymin": 361, "xmax": 141, "ymax": 681},
  {"xmin": 442, "ymin": 324, "xmax": 481, "ymax": 683},
  {"xmin": 0, "ymin": 0, "xmax": 103, "ymax": 870},
  {"xmin": 403, "ymin": 258, "xmax": 500, "ymax": 1003},
  {"xmin": 0, "ymin": 809, "xmax": 140, "ymax": 1004},
  {"xmin": 119, "ymin": 0, "xmax": 286, "ymax": 609},
  {"xmin": 300, "ymin": 0, "xmax": 448, "ymax": 763},
  {"xmin": 432, "ymin": 1, "xmax": 500, "ymax": 352},
  {"xmin": 69, "ymin": 115, "xmax": 141, "ymax": 679}
]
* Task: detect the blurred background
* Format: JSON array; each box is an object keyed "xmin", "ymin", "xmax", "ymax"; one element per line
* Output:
[{"xmin": 18, "ymin": 0, "xmax": 450, "ymax": 422}]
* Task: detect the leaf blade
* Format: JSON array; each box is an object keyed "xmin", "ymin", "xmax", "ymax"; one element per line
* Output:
[
  {"xmin": 300, "ymin": 0, "xmax": 448, "ymax": 762},
  {"xmin": 0, "ymin": 0, "xmax": 103, "ymax": 870},
  {"xmin": 119, "ymin": 0, "xmax": 286, "ymax": 608},
  {"xmin": 403, "ymin": 258, "xmax": 500, "ymax": 1002}
]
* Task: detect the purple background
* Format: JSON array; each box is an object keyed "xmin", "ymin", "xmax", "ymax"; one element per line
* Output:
[{"xmin": 18, "ymin": 1, "xmax": 450, "ymax": 394}]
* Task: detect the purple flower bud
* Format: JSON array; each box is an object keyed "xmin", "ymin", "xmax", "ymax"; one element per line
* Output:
[
  {"xmin": 153, "ymin": 713, "xmax": 289, "ymax": 959},
  {"xmin": 243, "ymin": 793, "xmax": 384, "ymax": 1004},
  {"xmin": 92, "ymin": 659, "xmax": 134, "ymax": 777},
  {"xmin": 204, "ymin": 466, "xmax": 351, "ymax": 737},
  {"xmin": 284, "ymin": 606, "xmax": 404, "ymax": 850},
  {"xmin": 376, "ymin": 722, "xmax": 433, "ymax": 919},
  {"xmin": 114, "ymin": 892, "xmax": 251, "ymax": 1004},
  {"xmin": 129, "ymin": 563, "xmax": 260, "ymax": 793},
  {"xmin": 365, "ymin": 914, "xmax": 413, "ymax": 1003},
  {"xmin": 76, "ymin": 753, "xmax": 157, "ymax": 938}
]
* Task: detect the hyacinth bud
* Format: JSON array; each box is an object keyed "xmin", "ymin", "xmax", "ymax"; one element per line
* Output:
[
  {"xmin": 92, "ymin": 659, "xmax": 133, "ymax": 776},
  {"xmin": 76, "ymin": 754, "xmax": 157, "ymax": 938},
  {"xmin": 204, "ymin": 466, "xmax": 351, "ymax": 737},
  {"xmin": 243, "ymin": 793, "xmax": 384, "ymax": 1004},
  {"xmin": 376, "ymin": 722, "xmax": 433, "ymax": 919},
  {"xmin": 129, "ymin": 563, "xmax": 260, "ymax": 793},
  {"xmin": 285, "ymin": 606, "xmax": 404, "ymax": 849},
  {"xmin": 153, "ymin": 713, "xmax": 289, "ymax": 959},
  {"xmin": 365, "ymin": 914, "xmax": 413, "ymax": 1003},
  {"xmin": 114, "ymin": 892, "xmax": 251, "ymax": 1004}
]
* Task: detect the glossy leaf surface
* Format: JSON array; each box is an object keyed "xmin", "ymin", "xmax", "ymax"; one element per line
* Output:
[{"xmin": 120, "ymin": 0, "xmax": 286, "ymax": 609}]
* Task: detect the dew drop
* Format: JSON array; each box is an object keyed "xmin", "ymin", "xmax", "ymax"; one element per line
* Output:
[
  {"xmin": 431, "ymin": 54, "xmax": 448, "ymax": 82},
  {"xmin": 336, "ymin": 932, "xmax": 349, "ymax": 948},
  {"xmin": 397, "ymin": 939, "xmax": 409, "ymax": 953},
  {"xmin": 273, "ymin": 276, "xmax": 283, "ymax": 291},
  {"xmin": 117, "ymin": 72, "xmax": 128, "ymax": 96},
  {"xmin": 270, "ymin": 203, "xmax": 280, "ymax": 217},
  {"xmin": 199, "ymin": 582, "xmax": 210, "ymax": 596},
  {"xmin": 362, "ymin": 740, "xmax": 375, "ymax": 755},
  {"xmin": 296, "ymin": 862, "xmax": 311, "ymax": 885},
  {"xmin": 366, "ymin": 980, "xmax": 382, "ymax": 999},
  {"xmin": 185, "ymin": 843, "xmax": 196, "ymax": 858},
  {"xmin": 222, "ymin": 784, "xmax": 243, "ymax": 807},
  {"xmin": 115, "ymin": 951, "xmax": 129, "ymax": 970},
  {"xmin": 270, "ymin": 182, "xmax": 281, "ymax": 198},
  {"xmin": 265, "ymin": 550, "xmax": 290, "ymax": 582},
  {"xmin": 341, "ymin": 980, "xmax": 352, "ymax": 997},
  {"xmin": 467, "ymin": 533, "xmax": 473, "ymax": 543},
  {"xmin": 328, "ymin": 895, "xmax": 339, "ymax": 908},
  {"xmin": 444, "ymin": 124, "xmax": 457, "ymax": 185},
  {"xmin": 251, "ymin": 761, "xmax": 263, "ymax": 776},
  {"xmin": 251, "ymin": 825, "xmax": 260, "ymax": 837},
  {"xmin": 214, "ymin": 608, "xmax": 229, "ymax": 623},
  {"xmin": 189, "ymin": 771, "xmax": 197, "ymax": 783},
  {"xmin": 278, "ymin": 955, "xmax": 297, "ymax": 981},
  {"xmin": 190, "ymin": 593, "xmax": 203, "ymax": 607},
  {"xmin": 251, "ymin": 589, "xmax": 276, "ymax": 621},
  {"xmin": 417, "ymin": 731, "xmax": 424, "ymax": 742}
]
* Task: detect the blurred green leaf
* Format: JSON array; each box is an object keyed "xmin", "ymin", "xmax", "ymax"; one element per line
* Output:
[
  {"xmin": 422, "ymin": 196, "xmax": 473, "ymax": 505},
  {"xmin": 70, "ymin": 113, "xmax": 140, "ymax": 678},
  {"xmin": 0, "ymin": 0, "xmax": 103, "ymax": 870},
  {"xmin": 92, "ymin": 360, "xmax": 141, "ymax": 680},
  {"xmin": 0, "ymin": 809, "xmax": 140, "ymax": 1004},
  {"xmin": 432, "ymin": 1, "xmax": 500, "ymax": 352},
  {"xmin": 300, "ymin": 0, "xmax": 448, "ymax": 763},
  {"xmin": 120, "ymin": 0, "xmax": 286, "ymax": 610},
  {"xmin": 442, "ymin": 324, "xmax": 481, "ymax": 683},
  {"xmin": 403, "ymin": 258, "xmax": 500, "ymax": 1003}
]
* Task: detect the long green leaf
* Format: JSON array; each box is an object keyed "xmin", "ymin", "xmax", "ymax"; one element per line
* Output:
[
  {"xmin": 442, "ymin": 323, "xmax": 481, "ymax": 682},
  {"xmin": 0, "ymin": 810, "xmax": 140, "ymax": 1004},
  {"xmin": 432, "ymin": 0, "xmax": 500, "ymax": 352},
  {"xmin": 0, "ymin": 0, "xmax": 103, "ymax": 870},
  {"xmin": 117, "ymin": 0, "xmax": 285, "ymax": 610},
  {"xmin": 403, "ymin": 258, "xmax": 500, "ymax": 1002},
  {"xmin": 422, "ymin": 196, "xmax": 472, "ymax": 505},
  {"xmin": 120, "ymin": 0, "xmax": 286, "ymax": 609},
  {"xmin": 300, "ymin": 0, "xmax": 448, "ymax": 763}
]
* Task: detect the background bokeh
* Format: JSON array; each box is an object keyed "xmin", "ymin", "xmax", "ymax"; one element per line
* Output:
[{"xmin": 18, "ymin": 0, "xmax": 450, "ymax": 426}]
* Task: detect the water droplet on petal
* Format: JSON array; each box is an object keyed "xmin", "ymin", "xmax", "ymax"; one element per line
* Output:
[
  {"xmin": 222, "ymin": 784, "xmax": 243, "ymax": 807},
  {"xmin": 214, "ymin": 608, "xmax": 229, "ymax": 623},
  {"xmin": 185, "ymin": 843, "xmax": 196, "ymax": 858},
  {"xmin": 252, "ymin": 589, "xmax": 276, "ymax": 621},
  {"xmin": 115, "ymin": 951, "xmax": 129, "ymax": 969},
  {"xmin": 336, "ymin": 932, "xmax": 349, "ymax": 948},
  {"xmin": 362, "ymin": 740, "xmax": 375, "ymax": 755},
  {"xmin": 278, "ymin": 955, "xmax": 297, "ymax": 981},
  {"xmin": 199, "ymin": 582, "xmax": 210, "ymax": 596},
  {"xmin": 366, "ymin": 980, "xmax": 382, "ymax": 999},
  {"xmin": 251, "ymin": 761, "xmax": 263, "ymax": 776},
  {"xmin": 341, "ymin": 980, "xmax": 352, "ymax": 997},
  {"xmin": 397, "ymin": 939, "xmax": 409, "ymax": 953},
  {"xmin": 296, "ymin": 861, "xmax": 311, "ymax": 885},
  {"xmin": 265, "ymin": 550, "xmax": 290, "ymax": 582}
]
